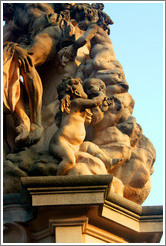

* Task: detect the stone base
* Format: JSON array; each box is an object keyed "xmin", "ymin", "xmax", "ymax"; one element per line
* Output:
[{"xmin": 3, "ymin": 175, "xmax": 163, "ymax": 243}]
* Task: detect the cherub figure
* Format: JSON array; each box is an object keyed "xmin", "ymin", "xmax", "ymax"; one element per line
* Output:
[
  {"xmin": 83, "ymin": 78, "xmax": 131, "ymax": 164},
  {"xmin": 49, "ymin": 77, "xmax": 121, "ymax": 175},
  {"xmin": 58, "ymin": 4, "xmax": 129, "ymax": 96},
  {"xmin": 49, "ymin": 76, "xmax": 105, "ymax": 175},
  {"xmin": 58, "ymin": 4, "xmax": 115, "ymax": 72},
  {"xmin": 81, "ymin": 78, "xmax": 123, "ymax": 171},
  {"xmin": 49, "ymin": 77, "xmax": 105, "ymax": 175}
]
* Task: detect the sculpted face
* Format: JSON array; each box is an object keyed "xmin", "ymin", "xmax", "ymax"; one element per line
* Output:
[
  {"xmin": 70, "ymin": 79, "xmax": 88, "ymax": 99},
  {"xmin": 77, "ymin": 7, "xmax": 99, "ymax": 30},
  {"xmin": 83, "ymin": 79, "xmax": 106, "ymax": 98}
]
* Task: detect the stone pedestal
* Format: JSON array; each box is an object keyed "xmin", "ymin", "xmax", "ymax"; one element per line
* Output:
[{"xmin": 3, "ymin": 175, "xmax": 163, "ymax": 243}]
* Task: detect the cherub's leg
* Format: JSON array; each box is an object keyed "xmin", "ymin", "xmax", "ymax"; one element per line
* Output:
[
  {"xmin": 22, "ymin": 67, "xmax": 43, "ymax": 144},
  {"xmin": 50, "ymin": 139, "xmax": 76, "ymax": 176},
  {"xmin": 14, "ymin": 96, "xmax": 30, "ymax": 144},
  {"xmin": 75, "ymin": 151, "xmax": 107, "ymax": 174},
  {"xmin": 80, "ymin": 141, "xmax": 121, "ymax": 171},
  {"xmin": 80, "ymin": 141, "xmax": 110, "ymax": 164}
]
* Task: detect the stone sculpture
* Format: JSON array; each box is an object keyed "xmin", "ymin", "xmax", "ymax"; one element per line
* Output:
[
  {"xmin": 50, "ymin": 77, "xmax": 121, "ymax": 176},
  {"xmin": 3, "ymin": 3, "xmax": 156, "ymax": 205},
  {"xmin": 3, "ymin": 42, "xmax": 43, "ymax": 146}
]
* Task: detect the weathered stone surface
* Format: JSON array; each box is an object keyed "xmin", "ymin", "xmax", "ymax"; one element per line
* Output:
[
  {"xmin": 3, "ymin": 176, "xmax": 163, "ymax": 243},
  {"xmin": 3, "ymin": 3, "xmax": 156, "ymax": 205}
]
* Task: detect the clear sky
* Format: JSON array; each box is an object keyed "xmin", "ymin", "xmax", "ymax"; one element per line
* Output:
[{"xmin": 103, "ymin": 2, "xmax": 164, "ymax": 206}]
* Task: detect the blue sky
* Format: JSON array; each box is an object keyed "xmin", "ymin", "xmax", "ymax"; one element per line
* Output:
[{"xmin": 104, "ymin": 2, "xmax": 164, "ymax": 206}]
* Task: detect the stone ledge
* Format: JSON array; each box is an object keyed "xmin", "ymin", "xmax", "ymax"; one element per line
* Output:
[
  {"xmin": 21, "ymin": 174, "xmax": 113, "ymax": 187},
  {"xmin": 106, "ymin": 191, "xmax": 163, "ymax": 218},
  {"xmin": 21, "ymin": 175, "xmax": 113, "ymax": 206},
  {"xmin": 3, "ymin": 175, "xmax": 163, "ymax": 243},
  {"xmin": 101, "ymin": 200, "xmax": 163, "ymax": 234}
]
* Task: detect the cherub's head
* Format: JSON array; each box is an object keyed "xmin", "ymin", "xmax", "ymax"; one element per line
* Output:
[
  {"xmin": 72, "ymin": 4, "xmax": 98, "ymax": 30},
  {"xmin": 83, "ymin": 78, "xmax": 106, "ymax": 98},
  {"xmin": 91, "ymin": 3, "xmax": 113, "ymax": 34},
  {"xmin": 57, "ymin": 76, "xmax": 87, "ymax": 100}
]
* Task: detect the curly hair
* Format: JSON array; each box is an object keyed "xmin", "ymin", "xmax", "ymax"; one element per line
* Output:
[
  {"xmin": 56, "ymin": 77, "xmax": 83, "ymax": 115},
  {"xmin": 70, "ymin": 3, "xmax": 113, "ymax": 33},
  {"xmin": 57, "ymin": 76, "xmax": 83, "ymax": 101},
  {"xmin": 71, "ymin": 4, "xmax": 98, "ymax": 22},
  {"xmin": 57, "ymin": 76, "xmax": 83, "ymax": 100}
]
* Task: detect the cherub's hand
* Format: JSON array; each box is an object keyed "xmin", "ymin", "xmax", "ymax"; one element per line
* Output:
[
  {"xmin": 100, "ymin": 97, "xmax": 109, "ymax": 112},
  {"xmin": 107, "ymin": 96, "xmax": 115, "ymax": 109},
  {"xmin": 14, "ymin": 46, "xmax": 34, "ymax": 73},
  {"xmin": 58, "ymin": 44, "xmax": 77, "ymax": 66}
]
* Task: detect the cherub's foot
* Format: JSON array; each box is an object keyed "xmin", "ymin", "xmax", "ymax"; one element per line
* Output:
[
  {"xmin": 15, "ymin": 124, "xmax": 29, "ymax": 144},
  {"xmin": 56, "ymin": 162, "xmax": 75, "ymax": 176},
  {"xmin": 25, "ymin": 123, "xmax": 44, "ymax": 146},
  {"xmin": 56, "ymin": 163, "xmax": 68, "ymax": 176}
]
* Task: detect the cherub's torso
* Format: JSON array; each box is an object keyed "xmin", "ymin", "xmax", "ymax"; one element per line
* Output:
[{"xmin": 58, "ymin": 110, "xmax": 88, "ymax": 145}]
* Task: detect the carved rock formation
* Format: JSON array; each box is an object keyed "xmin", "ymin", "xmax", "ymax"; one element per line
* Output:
[{"xmin": 3, "ymin": 3, "xmax": 156, "ymax": 205}]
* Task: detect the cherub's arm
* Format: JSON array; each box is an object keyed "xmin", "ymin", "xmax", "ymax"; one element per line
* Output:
[
  {"xmin": 58, "ymin": 24, "xmax": 98, "ymax": 60},
  {"xmin": 72, "ymin": 91, "xmax": 105, "ymax": 110},
  {"xmin": 73, "ymin": 23, "xmax": 98, "ymax": 50}
]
